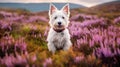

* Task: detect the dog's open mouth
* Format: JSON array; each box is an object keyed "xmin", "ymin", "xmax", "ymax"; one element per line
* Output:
[{"xmin": 53, "ymin": 25, "xmax": 65, "ymax": 32}]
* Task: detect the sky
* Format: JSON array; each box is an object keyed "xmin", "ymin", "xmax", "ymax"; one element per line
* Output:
[{"xmin": 0, "ymin": 0, "xmax": 117, "ymax": 7}]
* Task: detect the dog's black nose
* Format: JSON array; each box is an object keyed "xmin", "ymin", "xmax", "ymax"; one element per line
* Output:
[{"xmin": 58, "ymin": 22, "xmax": 61, "ymax": 25}]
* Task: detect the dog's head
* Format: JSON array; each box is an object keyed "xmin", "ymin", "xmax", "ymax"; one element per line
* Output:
[{"xmin": 48, "ymin": 4, "xmax": 70, "ymax": 31}]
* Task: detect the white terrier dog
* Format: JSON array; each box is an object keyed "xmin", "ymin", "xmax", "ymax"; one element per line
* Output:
[{"xmin": 47, "ymin": 4, "xmax": 72, "ymax": 53}]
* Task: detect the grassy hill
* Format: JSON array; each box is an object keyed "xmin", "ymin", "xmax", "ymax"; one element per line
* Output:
[
  {"xmin": 0, "ymin": 3, "xmax": 85, "ymax": 12},
  {"xmin": 79, "ymin": 1, "xmax": 120, "ymax": 19}
]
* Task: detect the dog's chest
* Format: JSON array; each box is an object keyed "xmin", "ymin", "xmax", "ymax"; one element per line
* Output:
[
  {"xmin": 53, "ymin": 32, "xmax": 65, "ymax": 42},
  {"xmin": 52, "ymin": 32, "xmax": 66, "ymax": 47}
]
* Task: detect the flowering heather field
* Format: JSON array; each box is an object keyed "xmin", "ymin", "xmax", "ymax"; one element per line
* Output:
[{"xmin": 0, "ymin": 8, "xmax": 120, "ymax": 67}]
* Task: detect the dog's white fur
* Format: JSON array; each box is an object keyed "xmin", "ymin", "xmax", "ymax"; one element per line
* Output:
[{"xmin": 47, "ymin": 4, "xmax": 72, "ymax": 53}]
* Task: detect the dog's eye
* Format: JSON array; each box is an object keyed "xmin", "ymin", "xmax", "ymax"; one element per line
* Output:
[
  {"xmin": 62, "ymin": 16, "xmax": 65, "ymax": 19},
  {"xmin": 54, "ymin": 16, "xmax": 57, "ymax": 19}
]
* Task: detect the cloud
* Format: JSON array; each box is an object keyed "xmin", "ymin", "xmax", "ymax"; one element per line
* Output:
[
  {"xmin": 73, "ymin": 0, "xmax": 115, "ymax": 7},
  {"xmin": 0, "ymin": 0, "xmax": 116, "ymax": 7}
]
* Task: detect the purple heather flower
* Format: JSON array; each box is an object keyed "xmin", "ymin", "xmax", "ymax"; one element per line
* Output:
[
  {"xmin": 74, "ymin": 56, "xmax": 84, "ymax": 63},
  {"xmin": 114, "ymin": 16, "xmax": 120, "ymax": 24},
  {"xmin": 43, "ymin": 58, "xmax": 52, "ymax": 67},
  {"xmin": 31, "ymin": 55, "xmax": 37, "ymax": 62},
  {"xmin": 117, "ymin": 38, "xmax": 120, "ymax": 45}
]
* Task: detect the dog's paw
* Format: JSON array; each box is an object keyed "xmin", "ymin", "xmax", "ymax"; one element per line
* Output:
[
  {"xmin": 63, "ymin": 46, "xmax": 70, "ymax": 51},
  {"xmin": 49, "ymin": 48, "xmax": 56, "ymax": 54},
  {"xmin": 47, "ymin": 43, "xmax": 56, "ymax": 53},
  {"xmin": 63, "ymin": 45, "xmax": 70, "ymax": 51},
  {"xmin": 63, "ymin": 41, "xmax": 72, "ymax": 51}
]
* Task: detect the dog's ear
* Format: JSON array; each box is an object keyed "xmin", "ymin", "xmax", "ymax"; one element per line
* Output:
[
  {"xmin": 49, "ymin": 4, "xmax": 57, "ymax": 15},
  {"xmin": 61, "ymin": 4, "xmax": 70, "ymax": 16}
]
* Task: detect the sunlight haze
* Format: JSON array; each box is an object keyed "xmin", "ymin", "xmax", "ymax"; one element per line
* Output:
[{"xmin": 0, "ymin": 0, "xmax": 117, "ymax": 7}]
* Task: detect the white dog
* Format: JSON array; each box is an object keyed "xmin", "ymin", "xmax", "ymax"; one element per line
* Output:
[{"xmin": 47, "ymin": 4, "xmax": 72, "ymax": 53}]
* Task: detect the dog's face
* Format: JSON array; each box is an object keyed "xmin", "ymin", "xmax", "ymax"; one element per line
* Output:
[{"xmin": 49, "ymin": 4, "xmax": 70, "ymax": 30}]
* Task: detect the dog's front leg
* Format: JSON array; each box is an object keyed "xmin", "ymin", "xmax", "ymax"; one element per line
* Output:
[
  {"xmin": 47, "ymin": 42, "xmax": 56, "ymax": 53},
  {"xmin": 63, "ymin": 40, "xmax": 72, "ymax": 51}
]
